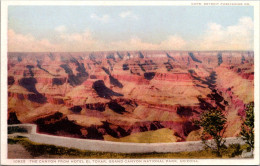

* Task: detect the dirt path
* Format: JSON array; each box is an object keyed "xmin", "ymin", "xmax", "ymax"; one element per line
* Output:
[{"xmin": 8, "ymin": 144, "xmax": 33, "ymax": 159}]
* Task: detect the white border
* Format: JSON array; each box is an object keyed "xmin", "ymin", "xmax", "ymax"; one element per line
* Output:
[{"xmin": 1, "ymin": 1, "xmax": 260, "ymax": 165}]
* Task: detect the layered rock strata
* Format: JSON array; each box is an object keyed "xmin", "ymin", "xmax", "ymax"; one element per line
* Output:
[{"xmin": 8, "ymin": 51, "xmax": 254, "ymax": 142}]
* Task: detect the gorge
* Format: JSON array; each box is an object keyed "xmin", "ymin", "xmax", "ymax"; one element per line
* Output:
[{"xmin": 7, "ymin": 50, "xmax": 254, "ymax": 143}]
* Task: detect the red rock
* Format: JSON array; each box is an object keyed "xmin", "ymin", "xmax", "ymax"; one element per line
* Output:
[{"xmin": 7, "ymin": 51, "xmax": 254, "ymax": 142}]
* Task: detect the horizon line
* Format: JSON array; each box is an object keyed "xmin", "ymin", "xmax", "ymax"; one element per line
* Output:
[{"xmin": 7, "ymin": 49, "xmax": 254, "ymax": 54}]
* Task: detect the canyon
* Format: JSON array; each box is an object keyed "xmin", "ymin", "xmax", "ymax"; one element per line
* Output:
[{"xmin": 7, "ymin": 50, "xmax": 254, "ymax": 143}]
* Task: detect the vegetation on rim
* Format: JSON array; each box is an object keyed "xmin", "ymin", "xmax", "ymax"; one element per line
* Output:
[
  {"xmin": 8, "ymin": 137, "xmax": 246, "ymax": 159},
  {"xmin": 194, "ymin": 109, "xmax": 227, "ymax": 157},
  {"xmin": 240, "ymin": 102, "xmax": 254, "ymax": 151},
  {"xmin": 7, "ymin": 103, "xmax": 254, "ymax": 159}
]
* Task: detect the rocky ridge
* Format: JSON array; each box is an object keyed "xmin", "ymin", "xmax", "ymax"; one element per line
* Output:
[{"xmin": 8, "ymin": 50, "xmax": 254, "ymax": 142}]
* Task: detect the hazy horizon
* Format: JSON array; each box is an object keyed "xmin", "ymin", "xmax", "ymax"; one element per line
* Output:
[
  {"xmin": 8, "ymin": 6, "xmax": 254, "ymax": 52},
  {"xmin": 7, "ymin": 49, "xmax": 254, "ymax": 53}
]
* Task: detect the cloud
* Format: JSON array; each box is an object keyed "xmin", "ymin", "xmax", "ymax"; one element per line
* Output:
[
  {"xmin": 90, "ymin": 13, "xmax": 110, "ymax": 23},
  {"xmin": 54, "ymin": 25, "xmax": 67, "ymax": 33},
  {"xmin": 194, "ymin": 16, "xmax": 253, "ymax": 50},
  {"xmin": 8, "ymin": 29, "xmax": 185, "ymax": 52},
  {"xmin": 160, "ymin": 36, "xmax": 187, "ymax": 50},
  {"xmin": 58, "ymin": 29, "xmax": 102, "ymax": 51},
  {"xmin": 119, "ymin": 11, "xmax": 138, "ymax": 19},
  {"xmin": 8, "ymin": 16, "xmax": 253, "ymax": 52},
  {"xmin": 109, "ymin": 35, "xmax": 186, "ymax": 51},
  {"xmin": 8, "ymin": 29, "xmax": 99, "ymax": 52},
  {"xmin": 8, "ymin": 29, "xmax": 60, "ymax": 52}
]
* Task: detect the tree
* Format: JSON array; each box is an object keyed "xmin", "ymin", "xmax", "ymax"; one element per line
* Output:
[
  {"xmin": 240, "ymin": 102, "xmax": 254, "ymax": 150},
  {"xmin": 195, "ymin": 109, "xmax": 227, "ymax": 156}
]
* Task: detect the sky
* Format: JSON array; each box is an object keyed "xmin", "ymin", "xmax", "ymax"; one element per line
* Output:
[{"xmin": 8, "ymin": 6, "xmax": 254, "ymax": 52}]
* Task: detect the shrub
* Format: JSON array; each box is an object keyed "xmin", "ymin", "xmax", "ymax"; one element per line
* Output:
[
  {"xmin": 224, "ymin": 143, "xmax": 243, "ymax": 158},
  {"xmin": 195, "ymin": 109, "xmax": 227, "ymax": 156},
  {"xmin": 8, "ymin": 126, "xmax": 27, "ymax": 134},
  {"xmin": 240, "ymin": 102, "xmax": 254, "ymax": 150}
]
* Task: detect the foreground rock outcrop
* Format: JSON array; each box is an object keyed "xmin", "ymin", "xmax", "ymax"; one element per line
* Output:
[{"xmin": 8, "ymin": 51, "xmax": 254, "ymax": 142}]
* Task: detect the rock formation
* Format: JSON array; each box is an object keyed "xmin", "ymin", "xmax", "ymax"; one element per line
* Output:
[{"xmin": 8, "ymin": 51, "xmax": 254, "ymax": 142}]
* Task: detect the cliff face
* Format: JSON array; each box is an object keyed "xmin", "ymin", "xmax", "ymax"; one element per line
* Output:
[{"xmin": 8, "ymin": 51, "xmax": 254, "ymax": 142}]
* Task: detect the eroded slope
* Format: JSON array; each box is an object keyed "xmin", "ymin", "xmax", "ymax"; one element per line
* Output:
[{"xmin": 8, "ymin": 51, "xmax": 254, "ymax": 142}]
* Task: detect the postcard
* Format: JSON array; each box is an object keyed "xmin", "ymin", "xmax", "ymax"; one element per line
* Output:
[{"xmin": 1, "ymin": 0, "xmax": 259, "ymax": 165}]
